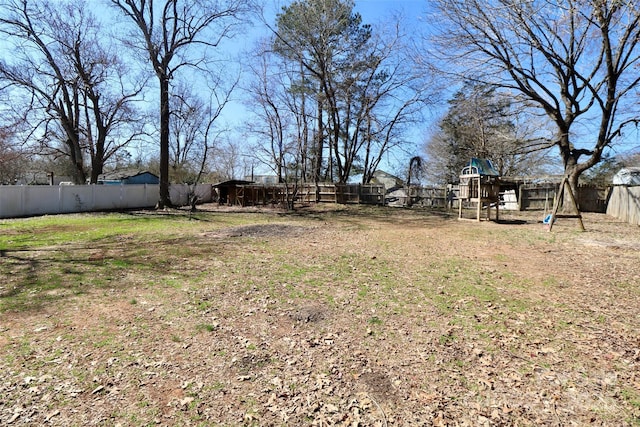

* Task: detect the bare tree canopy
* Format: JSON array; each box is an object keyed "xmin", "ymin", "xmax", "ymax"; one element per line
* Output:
[
  {"xmin": 0, "ymin": 126, "xmax": 29, "ymax": 184},
  {"xmin": 243, "ymin": 43, "xmax": 296, "ymax": 184},
  {"xmin": 259, "ymin": 0, "xmax": 428, "ymax": 188},
  {"xmin": 423, "ymin": 82, "xmax": 556, "ymax": 184},
  {"xmin": 110, "ymin": 0, "xmax": 253, "ymax": 208},
  {"xmin": 168, "ymin": 77, "xmax": 236, "ymax": 185},
  {"xmin": 0, "ymin": 0, "xmax": 145, "ymax": 184},
  {"xmin": 432, "ymin": 0, "xmax": 640, "ymax": 192}
]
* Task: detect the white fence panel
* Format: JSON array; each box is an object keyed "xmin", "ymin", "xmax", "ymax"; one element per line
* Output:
[
  {"xmin": 92, "ymin": 185, "xmax": 125, "ymax": 210},
  {"xmin": 0, "ymin": 184, "xmax": 214, "ymax": 218},
  {"xmin": 0, "ymin": 186, "xmax": 25, "ymax": 218},
  {"xmin": 60, "ymin": 186, "xmax": 94, "ymax": 213},
  {"xmin": 24, "ymin": 186, "xmax": 63, "ymax": 216},
  {"xmin": 120, "ymin": 185, "xmax": 158, "ymax": 209},
  {"xmin": 169, "ymin": 184, "xmax": 213, "ymax": 205},
  {"xmin": 170, "ymin": 185, "xmax": 190, "ymax": 206},
  {"xmin": 194, "ymin": 184, "xmax": 213, "ymax": 203}
]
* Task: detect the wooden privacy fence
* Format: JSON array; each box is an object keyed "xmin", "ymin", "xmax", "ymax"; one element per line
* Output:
[
  {"xmin": 518, "ymin": 183, "xmax": 557, "ymax": 211},
  {"xmin": 517, "ymin": 183, "xmax": 608, "ymax": 213},
  {"xmin": 346, "ymin": 183, "xmax": 385, "ymax": 205},
  {"xmin": 407, "ymin": 186, "xmax": 448, "ymax": 208},
  {"xmin": 606, "ymin": 185, "xmax": 640, "ymax": 225},
  {"xmin": 231, "ymin": 181, "xmax": 609, "ymax": 212},
  {"xmin": 388, "ymin": 183, "xmax": 606, "ymax": 212},
  {"xmin": 296, "ymin": 183, "xmax": 384, "ymax": 205},
  {"xmin": 577, "ymin": 185, "xmax": 609, "ymax": 213},
  {"xmin": 231, "ymin": 183, "xmax": 385, "ymax": 206}
]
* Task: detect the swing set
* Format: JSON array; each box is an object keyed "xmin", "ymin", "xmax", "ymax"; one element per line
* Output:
[{"xmin": 543, "ymin": 176, "xmax": 585, "ymax": 231}]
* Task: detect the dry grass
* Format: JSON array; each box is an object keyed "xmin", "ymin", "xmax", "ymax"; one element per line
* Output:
[{"xmin": 1, "ymin": 204, "xmax": 639, "ymax": 426}]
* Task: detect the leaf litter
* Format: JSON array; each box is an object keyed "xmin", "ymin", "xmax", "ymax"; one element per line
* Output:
[{"xmin": 0, "ymin": 206, "xmax": 639, "ymax": 425}]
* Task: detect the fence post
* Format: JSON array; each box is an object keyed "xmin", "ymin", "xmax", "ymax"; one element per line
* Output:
[
  {"xmin": 58, "ymin": 185, "xmax": 63, "ymax": 213},
  {"xmin": 92, "ymin": 185, "xmax": 97, "ymax": 212},
  {"xmin": 21, "ymin": 186, "xmax": 26, "ymax": 217}
]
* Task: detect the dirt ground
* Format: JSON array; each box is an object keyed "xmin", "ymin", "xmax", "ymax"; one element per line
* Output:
[{"xmin": 1, "ymin": 205, "xmax": 639, "ymax": 426}]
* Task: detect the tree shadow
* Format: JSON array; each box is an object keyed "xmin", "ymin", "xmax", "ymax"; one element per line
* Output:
[
  {"xmin": 496, "ymin": 219, "xmax": 529, "ymax": 225},
  {"xmin": 0, "ymin": 243, "xmax": 150, "ymax": 313},
  {"xmin": 120, "ymin": 207, "xmax": 216, "ymax": 222},
  {"xmin": 285, "ymin": 204, "xmax": 458, "ymax": 228}
]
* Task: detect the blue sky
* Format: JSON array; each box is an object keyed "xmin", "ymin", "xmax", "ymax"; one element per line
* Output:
[{"xmin": 354, "ymin": 0, "xmax": 427, "ymax": 22}]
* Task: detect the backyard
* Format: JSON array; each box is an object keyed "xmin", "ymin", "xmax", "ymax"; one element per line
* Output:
[{"xmin": 0, "ymin": 204, "xmax": 639, "ymax": 426}]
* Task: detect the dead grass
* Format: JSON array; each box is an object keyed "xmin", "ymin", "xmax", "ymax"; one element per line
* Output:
[{"xmin": 1, "ymin": 204, "xmax": 639, "ymax": 426}]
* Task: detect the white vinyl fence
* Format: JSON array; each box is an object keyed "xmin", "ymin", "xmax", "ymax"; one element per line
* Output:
[{"xmin": 0, "ymin": 184, "xmax": 213, "ymax": 219}]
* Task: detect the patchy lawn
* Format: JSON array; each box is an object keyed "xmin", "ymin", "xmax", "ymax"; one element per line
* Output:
[{"xmin": 1, "ymin": 204, "xmax": 639, "ymax": 426}]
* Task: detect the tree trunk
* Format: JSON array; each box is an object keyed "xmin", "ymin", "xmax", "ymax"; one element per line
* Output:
[
  {"xmin": 560, "ymin": 141, "xmax": 589, "ymax": 213},
  {"xmin": 68, "ymin": 139, "xmax": 86, "ymax": 185},
  {"xmin": 89, "ymin": 135, "xmax": 106, "ymax": 184},
  {"xmin": 90, "ymin": 159, "xmax": 103, "ymax": 184},
  {"xmin": 277, "ymin": 150, "xmax": 283, "ymax": 184},
  {"xmin": 314, "ymin": 98, "xmax": 323, "ymax": 202},
  {"xmin": 566, "ymin": 164, "xmax": 580, "ymax": 194},
  {"xmin": 158, "ymin": 75, "xmax": 172, "ymax": 209}
]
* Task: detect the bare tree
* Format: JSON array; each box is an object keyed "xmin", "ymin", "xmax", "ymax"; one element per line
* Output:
[
  {"xmin": 169, "ymin": 75, "xmax": 236, "ymax": 185},
  {"xmin": 271, "ymin": 0, "xmax": 429, "ymax": 186},
  {"xmin": 272, "ymin": 0, "xmax": 357, "ymax": 188},
  {"xmin": 170, "ymin": 84, "xmax": 208, "ymax": 180},
  {"xmin": 211, "ymin": 138, "xmax": 246, "ymax": 181},
  {"xmin": 0, "ymin": 125, "xmax": 29, "ymax": 184},
  {"xmin": 245, "ymin": 39, "xmax": 311, "ymax": 185},
  {"xmin": 432, "ymin": 0, "xmax": 640, "ymax": 196},
  {"xmin": 245, "ymin": 45, "xmax": 288, "ymax": 183},
  {"xmin": 111, "ymin": 0, "xmax": 253, "ymax": 208},
  {"xmin": 356, "ymin": 21, "xmax": 429, "ymax": 185},
  {"xmin": 0, "ymin": 0, "xmax": 145, "ymax": 184},
  {"xmin": 423, "ymin": 82, "xmax": 556, "ymax": 184}
]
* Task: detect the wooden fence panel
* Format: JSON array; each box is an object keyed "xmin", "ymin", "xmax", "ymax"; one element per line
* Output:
[
  {"xmin": 335, "ymin": 184, "xmax": 360, "ymax": 204},
  {"xmin": 606, "ymin": 186, "xmax": 640, "ymax": 225},
  {"xmin": 519, "ymin": 184, "xmax": 558, "ymax": 211},
  {"xmin": 295, "ymin": 184, "xmax": 315, "ymax": 204},
  {"xmin": 577, "ymin": 185, "xmax": 609, "ymax": 213},
  {"xmin": 407, "ymin": 186, "xmax": 447, "ymax": 207},
  {"xmin": 517, "ymin": 183, "xmax": 607, "ymax": 212},
  {"xmin": 359, "ymin": 184, "xmax": 385, "ymax": 205},
  {"xmin": 232, "ymin": 183, "xmax": 384, "ymax": 206}
]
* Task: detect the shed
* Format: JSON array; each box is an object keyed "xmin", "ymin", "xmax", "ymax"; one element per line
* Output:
[
  {"xmin": 212, "ymin": 180, "xmax": 254, "ymax": 205},
  {"xmin": 370, "ymin": 170, "xmax": 404, "ymax": 192},
  {"xmin": 612, "ymin": 167, "xmax": 640, "ymax": 185},
  {"xmin": 97, "ymin": 170, "xmax": 159, "ymax": 185}
]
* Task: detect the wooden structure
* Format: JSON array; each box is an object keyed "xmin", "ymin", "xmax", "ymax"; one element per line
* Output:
[
  {"xmin": 547, "ymin": 176, "xmax": 585, "ymax": 231},
  {"xmin": 458, "ymin": 158, "xmax": 500, "ymax": 222},
  {"xmin": 212, "ymin": 181, "xmax": 384, "ymax": 207},
  {"xmin": 296, "ymin": 183, "xmax": 384, "ymax": 205},
  {"xmin": 504, "ymin": 180, "xmax": 607, "ymax": 213},
  {"xmin": 235, "ymin": 184, "xmax": 286, "ymax": 207},
  {"xmin": 212, "ymin": 180, "xmax": 254, "ymax": 205}
]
